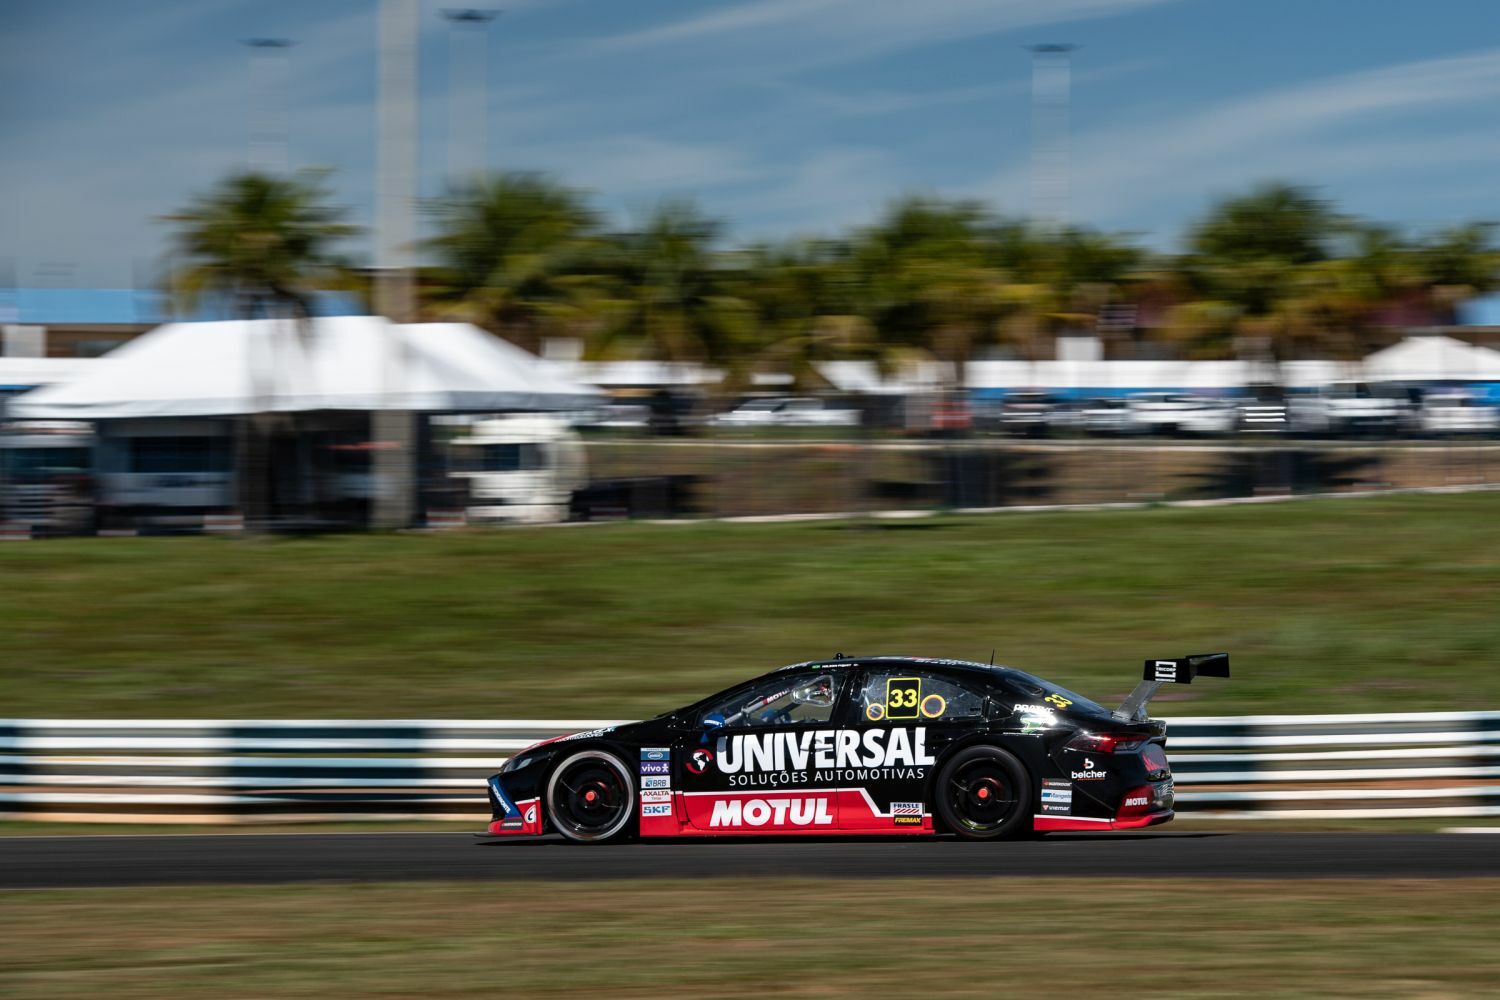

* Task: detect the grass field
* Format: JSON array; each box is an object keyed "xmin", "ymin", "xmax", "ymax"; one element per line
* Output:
[
  {"xmin": 2, "ymin": 878, "xmax": 1497, "ymax": 998},
  {"xmin": 3, "ymin": 493, "xmax": 1499, "ymax": 718}
]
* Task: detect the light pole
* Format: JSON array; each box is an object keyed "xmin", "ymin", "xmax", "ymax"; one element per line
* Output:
[
  {"xmin": 373, "ymin": 0, "xmax": 419, "ymax": 529},
  {"xmin": 244, "ymin": 38, "xmax": 294, "ymax": 175},
  {"xmin": 1027, "ymin": 43, "xmax": 1074, "ymax": 230},
  {"xmin": 441, "ymin": 9, "xmax": 501, "ymax": 185}
]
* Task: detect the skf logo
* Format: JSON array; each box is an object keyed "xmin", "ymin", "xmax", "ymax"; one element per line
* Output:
[
  {"xmin": 709, "ymin": 797, "xmax": 833, "ymax": 828},
  {"xmin": 686, "ymin": 748, "xmax": 714, "ymax": 775}
]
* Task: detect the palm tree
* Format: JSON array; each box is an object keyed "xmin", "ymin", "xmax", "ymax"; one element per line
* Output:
[
  {"xmin": 423, "ymin": 172, "xmax": 602, "ymax": 354},
  {"xmin": 585, "ymin": 200, "xmax": 742, "ymax": 370},
  {"xmin": 1182, "ymin": 182, "xmax": 1342, "ymax": 364},
  {"xmin": 164, "ymin": 171, "xmax": 357, "ymax": 530},
  {"xmin": 166, "ymin": 170, "xmax": 357, "ymax": 319}
]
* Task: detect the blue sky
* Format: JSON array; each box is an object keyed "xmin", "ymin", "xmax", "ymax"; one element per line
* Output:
[{"xmin": 6, "ymin": 0, "xmax": 1500, "ymax": 286}]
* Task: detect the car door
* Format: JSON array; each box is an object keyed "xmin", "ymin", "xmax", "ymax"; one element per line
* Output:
[
  {"xmin": 676, "ymin": 671, "xmax": 848, "ymax": 834},
  {"xmin": 841, "ymin": 668, "xmax": 989, "ymax": 832}
]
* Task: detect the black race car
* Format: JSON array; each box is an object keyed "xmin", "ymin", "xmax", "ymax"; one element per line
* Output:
[{"xmin": 482, "ymin": 652, "xmax": 1228, "ymax": 842}]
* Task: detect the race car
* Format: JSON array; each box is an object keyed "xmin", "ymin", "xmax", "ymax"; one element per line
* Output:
[{"xmin": 482, "ymin": 652, "xmax": 1228, "ymax": 843}]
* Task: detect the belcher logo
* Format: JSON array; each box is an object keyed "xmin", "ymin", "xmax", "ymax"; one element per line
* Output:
[
  {"xmin": 709, "ymin": 797, "xmax": 834, "ymax": 828},
  {"xmin": 715, "ymin": 728, "xmax": 936, "ymax": 775}
]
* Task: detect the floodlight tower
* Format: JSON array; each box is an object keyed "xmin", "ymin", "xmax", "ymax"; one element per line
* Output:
[
  {"xmin": 1027, "ymin": 43, "xmax": 1075, "ymax": 230},
  {"xmin": 244, "ymin": 38, "xmax": 294, "ymax": 174},
  {"xmin": 373, "ymin": 0, "xmax": 420, "ymax": 529},
  {"xmin": 441, "ymin": 8, "xmax": 502, "ymax": 184}
]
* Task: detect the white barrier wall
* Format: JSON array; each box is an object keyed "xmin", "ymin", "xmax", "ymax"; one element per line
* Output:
[{"xmin": 1, "ymin": 712, "xmax": 1496, "ymax": 824}]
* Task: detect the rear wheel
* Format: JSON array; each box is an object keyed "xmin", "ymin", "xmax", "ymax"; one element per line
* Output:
[
  {"xmin": 934, "ymin": 745, "xmax": 1031, "ymax": 841},
  {"xmin": 546, "ymin": 750, "xmax": 635, "ymax": 843}
]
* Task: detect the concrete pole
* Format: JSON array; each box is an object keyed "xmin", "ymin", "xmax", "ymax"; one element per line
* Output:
[
  {"xmin": 245, "ymin": 38, "xmax": 293, "ymax": 175},
  {"xmin": 1028, "ymin": 44, "xmax": 1074, "ymax": 230},
  {"xmin": 442, "ymin": 9, "xmax": 500, "ymax": 185},
  {"xmin": 372, "ymin": 0, "xmax": 419, "ymax": 529}
]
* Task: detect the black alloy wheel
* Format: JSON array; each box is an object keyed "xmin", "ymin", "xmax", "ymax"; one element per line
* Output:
[
  {"xmin": 934, "ymin": 745, "xmax": 1032, "ymax": 841},
  {"xmin": 546, "ymin": 750, "xmax": 635, "ymax": 843}
]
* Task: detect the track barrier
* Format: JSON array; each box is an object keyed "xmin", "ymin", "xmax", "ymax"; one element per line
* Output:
[{"xmin": 1, "ymin": 712, "xmax": 1495, "ymax": 824}]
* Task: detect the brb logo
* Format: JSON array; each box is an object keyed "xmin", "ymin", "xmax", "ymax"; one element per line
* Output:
[
  {"xmin": 709, "ymin": 797, "xmax": 833, "ymax": 828},
  {"xmin": 686, "ymin": 748, "xmax": 714, "ymax": 775}
]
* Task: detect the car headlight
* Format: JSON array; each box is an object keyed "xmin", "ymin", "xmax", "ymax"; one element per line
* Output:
[{"xmin": 499, "ymin": 754, "xmax": 534, "ymax": 774}]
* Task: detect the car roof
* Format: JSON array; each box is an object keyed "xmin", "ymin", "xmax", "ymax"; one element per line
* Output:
[{"xmin": 774, "ymin": 655, "xmax": 1024, "ymax": 682}]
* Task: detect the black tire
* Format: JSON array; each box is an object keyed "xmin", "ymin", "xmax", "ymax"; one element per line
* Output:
[
  {"xmin": 934, "ymin": 745, "xmax": 1032, "ymax": 841},
  {"xmin": 545, "ymin": 749, "xmax": 635, "ymax": 844}
]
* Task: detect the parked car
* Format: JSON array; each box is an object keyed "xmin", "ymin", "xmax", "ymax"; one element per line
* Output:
[
  {"xmin": 1125, "ymin": 393, "xmax": 1237, "ymax": 435},
  {"xmin": 996, "ymin": 391, "xmax": 1057, "ymax": 437},
  {"xmin": 712, "ymin": 396, "xmax": 861, "ymax": 428},
  {"xmin": 1419, "ymin": 392, "xmax": 1500, "ymax": 436},
  {"xmin": 1289, "ymin": 382, "xmax": 1413, "ymax": 437},
  {"xmin": 1079, "ymin": 398, "xmax": 1131, "ymax": 435}
]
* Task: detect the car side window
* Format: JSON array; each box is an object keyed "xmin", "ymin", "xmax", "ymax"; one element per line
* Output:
[
  {"xmin": 701, "ymin": 673, "xmax": 838, "ymax": 728},
  {"xmin": 856, "ymin": 671, "xmax": 986, "ymax": 723}
]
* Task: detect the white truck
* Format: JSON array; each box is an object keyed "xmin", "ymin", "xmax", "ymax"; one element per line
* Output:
[{"xmin": 448, "ymin": 414, "xmax": 587, "ymax": 524}]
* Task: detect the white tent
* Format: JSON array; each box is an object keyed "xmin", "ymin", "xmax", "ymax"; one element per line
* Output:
[
  {"xmin": 8, "ymin": 316, "xmax": 603, "ymax": 419},
  {"xmin": 1362, "ymin": 335, "xmax": 1500, "ymax": 382}
]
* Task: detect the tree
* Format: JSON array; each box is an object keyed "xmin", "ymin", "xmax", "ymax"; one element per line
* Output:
[
  {"xmin": 1182, "ymin": 182, "xmax": 1342, "ymax": 362},
  {"xmin": 166, "ymin": 170, "xmax": 357, "ymax": 319},
  {"xmin": 423, "ymin": 172, "xmax": 601, "ymax": 353},
  {"xmin": 585, "ymin": 200, "xmax": 742, "ymax": 370}
]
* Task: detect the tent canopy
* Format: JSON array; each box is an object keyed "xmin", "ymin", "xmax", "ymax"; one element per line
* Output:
[
  {"xmin": 1362, "ymin": 335, "xmax": 1500, "ymax": 381},
  {"xmin": 9, "ymin": 316, "xmax": 603, "ymax": 419}
]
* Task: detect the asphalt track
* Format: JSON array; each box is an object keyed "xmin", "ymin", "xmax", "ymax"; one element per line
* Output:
[{"xmin": 4, "ymin": 832, "xmax": 1499, "ymax": 888}]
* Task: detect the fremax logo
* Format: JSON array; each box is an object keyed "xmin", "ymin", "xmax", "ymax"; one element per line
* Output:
[
  {"xmin": 709, "ymin": 797, "xmax": 833, "ymax": 828},
  {"xmin": 715, "ymin": 728, "xmax": 935, "ymax": 774}
]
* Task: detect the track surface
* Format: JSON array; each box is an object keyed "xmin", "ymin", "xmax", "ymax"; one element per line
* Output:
[{"xmin": 5, "ymin": 832, "xmax": 1498, "ymax": 888}]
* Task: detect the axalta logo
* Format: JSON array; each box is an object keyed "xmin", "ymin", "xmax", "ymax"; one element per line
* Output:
[
  {"xmin": 715, "ymin": 728, "xmax": 935, "ymax": 775},
  {"xmin": 709, "ymin": 797, "xmax": 834, "ymax": 828}
]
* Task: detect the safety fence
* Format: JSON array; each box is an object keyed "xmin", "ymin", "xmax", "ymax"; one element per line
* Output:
[{"xmin": 1, "ymin": 712, "xmax": 1496, "ymax": 824}]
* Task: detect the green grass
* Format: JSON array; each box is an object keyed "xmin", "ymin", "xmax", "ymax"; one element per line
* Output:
[
  {"xmin": 3, "ymin": 493, "xmax": 1499, "ymax": 718},
  {"xmin": 2, "ymin": 878, "xmax": 1497, "ymax": 998}
]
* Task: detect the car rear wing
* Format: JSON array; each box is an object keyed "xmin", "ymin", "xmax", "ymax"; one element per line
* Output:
[{"xmin": 1112, "ymin": 653, "xmax": 1230, "ymax": 722}]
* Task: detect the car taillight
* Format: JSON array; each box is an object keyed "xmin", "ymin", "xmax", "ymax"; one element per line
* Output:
[
  {"xmin": 1065, "ymin": 731, "xmax": 1145, "ymax": 754},
  {"xmin": 1141, "ymin": 743, "xmax": 1171, "ymax": 776}
]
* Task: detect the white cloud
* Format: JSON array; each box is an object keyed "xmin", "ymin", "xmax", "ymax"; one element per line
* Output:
[
  {"xmin": 979, "ymin": 45, "xmax": 1500, "ymax": 237},
  {"xmin": 596, "ymin": 0, "xmax": 1180, "ymax": 65}
]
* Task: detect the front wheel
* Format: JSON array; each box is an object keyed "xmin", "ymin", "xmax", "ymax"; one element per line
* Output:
[
  {"xmin": 934, "ymin": 745, "xmax": 1032, "ymax": 841},
  {"xmin": 546, "ymin": 749, "xmax": 635, "ymax": 843}
]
